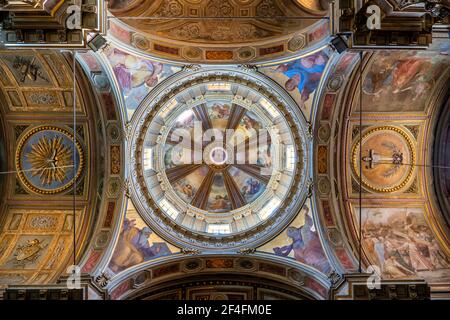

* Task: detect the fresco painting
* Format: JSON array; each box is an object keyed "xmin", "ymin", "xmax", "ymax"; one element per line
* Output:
[
  {"xmin": 259, "ymin": 203, "xmax": 331, "ymax": 274},
  {"xmin": 229, "ymin": 110, "xmax": 264, "ymax": 145},
  {"xmin": 361, "ymin": 207, "xmax": 450, "ymax": 281},
  {"xmin": 254, "ymin": 143, "xmax": 273, "ymax": 171},
  {"xmin": 164, "ymin": 144, "xmax": 194, "ymax": 168},
  {"xmin": 109, "ymin": 201, "xmax": 179, "ymax": 273},
  {"xmin": 2, "ymin": 0, "xmax": 450, "ymax": 302},
  {"xmin": 208, "ymin": 103, "xmax": 231, "ymax": 120},
  {"xmin": 207, "ymin": 102, "xmax": 231, "ymax": 131},
  {"xmin": 262, "ymin": 48, "xmax": 331, "ymax": 119},
  {"xmin": 105, "ymin": 46, "xmax": 181, "ymax": 119},
  {"xmin": 173, "ymin": 166, "xmax": 209, "ymax": 203},
  {"xmin": 362, "ymin": 42, "xmax": 450, "ymax": 112},
  {"xmin": 173, "ymin": 109, "xmax": 197, "ymax": 131},
  {"xmin": 228, "ymin": 166, "xmax": 266, "ymax": 203},
  {"xmin": 206, "ymin": 174, "xmax": 232, "ymax": 213}
]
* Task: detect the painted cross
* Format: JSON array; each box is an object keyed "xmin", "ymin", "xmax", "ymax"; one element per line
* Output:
[{"xmin": 362, "ymin": 149, "xmax": 403, "ymax": 169}]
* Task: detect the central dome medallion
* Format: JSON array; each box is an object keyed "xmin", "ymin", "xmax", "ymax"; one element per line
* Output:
[{"xmin": 129, "ymin": 68, "xmax": 310, "ymax": 250}]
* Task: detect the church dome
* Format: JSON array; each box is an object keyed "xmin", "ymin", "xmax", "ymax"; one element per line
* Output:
[{"xmin": 128, "ymin": 67, "xmax": 310, "ymax": 250}]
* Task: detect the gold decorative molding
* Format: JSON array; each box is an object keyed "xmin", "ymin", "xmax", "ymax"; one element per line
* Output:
[
  {"xmin": 15, "ymin": 126, "xmax": 85, "ymax": 195},
  {"xmin": 351, "ymin": 126, "xmax": 416, "ymax": 193}
]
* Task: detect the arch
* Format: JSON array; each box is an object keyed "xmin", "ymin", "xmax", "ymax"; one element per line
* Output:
[
  {"xmin": 431, "ymin": 89, "xmax": 450, "ymax": 229},
  {"xmin": 105, "ymin": 0, "xmax": 330, "ymax": 64},
  {"xmin": 313, "ymin": 47, "xmax": 450, "ymax": 287},
  {"xmin": 0, "ymin": 50, "xmax": 121, "ymax": 285},
  {"xmin": 106, "ymin": 254, "xmax": 331, "ymax": 300}
]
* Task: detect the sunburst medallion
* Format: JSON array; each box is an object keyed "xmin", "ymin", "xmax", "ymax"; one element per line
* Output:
[
  {"xmin": 15, "ymin": 126, "xmax": 84, "ymax": 194},
  {"xmin": 27, "ymin": 135, "xmax": 73, "ymax": 185}
]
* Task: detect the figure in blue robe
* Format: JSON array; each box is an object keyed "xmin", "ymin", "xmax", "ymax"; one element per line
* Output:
[{"xmin": 276, "ymin": 52, "xmax": 328, "ymax": 102}]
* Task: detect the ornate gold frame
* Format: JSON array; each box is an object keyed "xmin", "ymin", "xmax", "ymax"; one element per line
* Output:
[
  {"xmin": 350, "ymin": 125, "xmax": 416, "ymax": 193},
  {"xmin": 15, "ymin": 126, "xmax": 85, "ymax": 195},
  {"xmin": 130, "ymin": 72, "xmax": 308, "ymax": 249}
]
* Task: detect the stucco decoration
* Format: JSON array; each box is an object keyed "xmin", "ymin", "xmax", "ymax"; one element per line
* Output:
[{"xmin": 106, "ymin": 0, "xmax": 330, "ymax": 63}]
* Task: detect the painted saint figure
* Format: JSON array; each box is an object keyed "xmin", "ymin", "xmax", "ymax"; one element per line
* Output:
[
  {"xmin": 105, "ymin": 47, "xmax": 169, "ymax": 112},
  {"xmin": 275, "ymin": 52, "xmax": 328, "ymax": 105},
  {"xmin": 241, "ymin": 178, "xmax": 262, "ymax": 198},
  {"xmin": 110, "ymin": 218, "xmax": 172, "ymax": 272},
  {"xmin": 210, "ymin": 103, "xmax": 231, "ymax": 119},
  {"xmin": 107, "ymin": 48, "xmax": 163, "ymax": 94},
  {"xmin": 209, "ymin": 195, "xmax": 230, "ymax": 211},
  {"xmin": 273, "ymin": 210, "xmax": 331, "ymax": 274}
]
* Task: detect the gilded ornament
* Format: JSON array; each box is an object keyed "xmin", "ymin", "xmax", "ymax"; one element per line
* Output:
[
  {"xmin": 27, "ymin": 136, "xmax": 73, "ymax": 185},
  {"xmin": 14, "ymin": 239, "xmax": 47, "ymax": 266},
  {"xmin": 15, "ymin": 126, "xmax": 84, "ymax": 195},
  {"xmin": 351, "ymin": 126, "xmax": 415, "ymax": 193}
]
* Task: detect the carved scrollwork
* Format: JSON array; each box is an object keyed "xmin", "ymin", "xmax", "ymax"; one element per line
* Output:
[
  {"xmin": 237, "ymin": 248, "xmax": 256, "ymax": 255},
  {"xmin": 181, "ymin": 248, "xmax": 201, "ymax": 255},
  {"xmin": 95, "ymin": 273, "xmax": 110, "ymax": 288}
]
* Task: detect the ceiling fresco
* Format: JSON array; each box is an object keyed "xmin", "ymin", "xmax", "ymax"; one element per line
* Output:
[
  {"xmin": 260, "ymin": 46, "xmax": 331, "ymax": 120},
  {"xmin": 0, "ymin": 50, "xmax": 81, "ymax": 113},
  {"xmin": 15, "ymin": 126, "xmax": 85, "ymax": 195},
  {"xmin": 359, "ymin": 206, "xmax": 450, "ymax": 281},
  {"xmin": 108, "ymin": 0, "xmax": 325, "ymax": 43},
  {"xmin": 361, "ymin": 43, "xmax": 450, "ymax": 113},
  {"xmin": 0, "ymin": 50, "xmax": 104, "ymax": 285},
  {"xmin": 0, "ymin": 0, "xmax": 449, "ymax": 302},
  {"xmin": 0, "ymin": 208, "xmax": 84, "ymax": 284},
  {"xmin": 156, "ymin": 98, "xmax": 274, "ymax": 215},
  {"xmin": 108, "ymin": 200, "xmax": 180, "ymax": 274},
  {"xmin": 313, "ymin": 40, "xmax": 450, "ymax": 291},
  {"xmin": 258, "ymin": 200, "xmax": 332, "ymax": 275},
  {"xmin": 106, "ymin": 0, "xmax": 330, "ymax": 63},
  {"xmin": 351, "ymin": 126, "xmax": 416, "ymax": 194},
  {"xmin": 126, "ymin": 68, "xmax": 310, "ymax": 250},
  {"xmin": 106, "ymin": 253, "xmax": 330, "ymax": 300},
  {"xmin": 103, "ymin": 45, "xmax": 182, "ymax": 119}
]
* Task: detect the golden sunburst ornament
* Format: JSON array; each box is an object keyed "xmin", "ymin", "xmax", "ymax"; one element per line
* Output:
[
  {"xmin": 27, "ymin": 135, "xmax": 73, "ymax": 185},
  {"xmin": 15, "ymin": 126, "xmax": 84, "ymax": 195}
]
